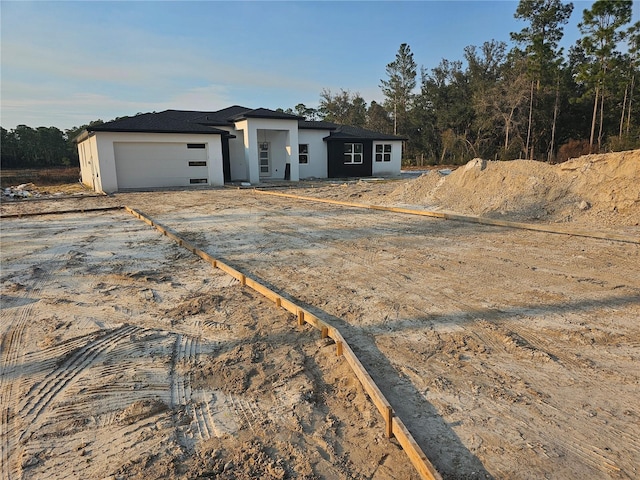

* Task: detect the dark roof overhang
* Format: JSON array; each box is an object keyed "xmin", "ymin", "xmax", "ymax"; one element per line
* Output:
[
  {"xmin": 86, "ymin": 126, "xmax": 232, "ymax": 136},
  {"xmin": 230, "ymin": 108, "xmax": 303, "ymax": 122},
  {"xmin": 73, "ymin": 129, "xmax": 94, "ymax": 144},
  {"xmin": 298, "ymin": 120, "xmax": 339, "ymax": 131},
  {"xmin": 322, "ymin": 132, "xmax": 406, "ymax": 142}
]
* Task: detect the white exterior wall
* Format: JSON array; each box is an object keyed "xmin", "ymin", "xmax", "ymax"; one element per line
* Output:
[
  {"xmin": 77, "ymin": 132, "xmax": 224, "ymax": 193},
  {"xmin": 94, "ymin": 132, "xmax": 119, "ymax": 192},
  {"xmin": 217, "ymin": 126, "xmax": 249, "ymax": 181},
  {"xmin": 372, "ymin": 140, "xmax": 403, "ymax": 176},
  {"xmin": 297, "ymin": 130, "xmax": 329, "ymax": 179},
  {"xmin": 78, "ymin": 135, "xmax": 100, "ymax": 190},
  {"xmin": 234, "ymin": 120, "xmax": 259, "ymax": 184},
  {"xmin": 78, "ymin": 139, "xmax": 89, "ymax": 186}
]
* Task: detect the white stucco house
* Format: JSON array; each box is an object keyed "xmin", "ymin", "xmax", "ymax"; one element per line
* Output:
[{"xmin": 75, "ymin": 106, "xmax": 403, "ymax": 193}]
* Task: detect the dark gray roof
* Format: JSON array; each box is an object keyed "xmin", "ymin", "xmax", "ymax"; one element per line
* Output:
[
  {"xmin": 323, "ymin": 125, "xmax": 405, "ymax": 141},
  {"xmin": 299, "ymin": 120, "xmax": 339, "ymax": 130},
  {"xmin": 85, "ymin": 106, "xmax": 301, "ymax": 136},
  {"xmin": 299, "ymin": 120, "xmax": 403, "ymax": 141},
  {"xmin": 230, "ymin": 108, "xmax": 302, "ymax": 121},
  {"xmin": 79, "ymin": 107, "xmax": 401, "ymax": 141},
  {"xmin": 191, "ymin": 105, "xmax": 254, "ymax": 126},
  {"xmin": 87, "ymin": 110, "xmax": 232, "ymax": 135}
]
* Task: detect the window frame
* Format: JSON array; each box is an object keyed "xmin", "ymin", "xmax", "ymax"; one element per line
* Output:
[
  {"xmin": 259, "ymin": 142, "xmax": 270, "ymax": 175},
  {"xmin": 375, "ymin": 144, "xmax": 392, "ymax": 162},
  {"xmin": 343, "ymin": 143, "xmax": 363, "ymax": 165},
  {"xmin": 298, "ymin": 144, "xmax": 309, "ymax": 164}
]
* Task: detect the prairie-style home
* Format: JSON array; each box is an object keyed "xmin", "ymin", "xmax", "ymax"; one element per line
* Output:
[{"xmin": 75, "ymin": 106, "xmax": 403, "ymax": 193}]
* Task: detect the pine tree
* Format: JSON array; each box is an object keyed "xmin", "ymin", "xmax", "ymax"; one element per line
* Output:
[
  {"xmin": 511, "ymin": 0, "xmax": 574, "ymax": 160},
  {"xmin": 380, "ymin": 43, "xmax": 417, "ymax": 136},
  {"xmin": 578, "ymin": 0, "xmax": 633, "ymax": 151}
]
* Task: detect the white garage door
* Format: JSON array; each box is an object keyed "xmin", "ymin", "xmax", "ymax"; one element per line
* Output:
[{"xmin": 114, "ymin": 142, "xmax": 209, "ymax": 189}]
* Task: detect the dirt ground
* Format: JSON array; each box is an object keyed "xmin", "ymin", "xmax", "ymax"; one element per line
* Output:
[{"xmin": 1, "ymin": 151, "xmax": 639, "ymax": 479}]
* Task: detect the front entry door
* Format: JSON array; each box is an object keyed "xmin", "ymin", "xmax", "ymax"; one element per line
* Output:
[{"xmin": 259, "ymin": 142, "xmax": 270, "ymax": 177}]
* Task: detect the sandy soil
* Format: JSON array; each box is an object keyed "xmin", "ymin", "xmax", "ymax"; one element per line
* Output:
[
  {"xmin": 1, "ymin": 152, "xmax": 639, "ymax": 479},
  {"xmin": 1, "ymin": 210, "xmax": 418, "ymax": 480}
]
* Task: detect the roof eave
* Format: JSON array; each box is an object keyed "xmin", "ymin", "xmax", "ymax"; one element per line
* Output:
[
  {"xmin": 299, "ymin": 125, "xmax": 338, "ymax": 131},
  {"xmin": 86, "ymin": 127, "xmax": 231, "ymax": 136},
  {"xmin": 323, "ymin": 134, "xmax": 407, "ymax": 141},
  {"xmin": 73, "ymin": 129, "xmax": 93, "ymax": 144},
  {"xmin": 231, "ymin": 111, "xmax": 304, "ymax": 122}
]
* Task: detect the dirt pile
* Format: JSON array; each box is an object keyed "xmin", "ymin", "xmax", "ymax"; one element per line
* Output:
[{"xmin": 389, "ymin": 150, "xmax": 640, "ymax": 227}]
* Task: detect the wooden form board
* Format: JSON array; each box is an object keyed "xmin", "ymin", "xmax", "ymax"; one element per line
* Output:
[
  {"xmin": 393, "ymin": 416, "xmax": 443, "ymax": 480},
  {"xmin": 1, "ymin": 206, "xmax": 122, "ymax": 219},
  {"xmin": 253, "ymin": 190, "xmax": 639, "ymax": 245},
  {"xmin": 124, "ymin": 206, "xmax": 442, "ymax": 480}
]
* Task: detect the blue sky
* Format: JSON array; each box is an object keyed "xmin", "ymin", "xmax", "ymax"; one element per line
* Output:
[{"xmin": 1, "ymin": 1, "xmax": 637, "ymax": 131}]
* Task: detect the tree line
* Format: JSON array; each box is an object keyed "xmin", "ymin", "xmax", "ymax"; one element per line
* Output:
[
  {"xmin": 1, "ymin": 122, "xmax": 104, "ymax": 169},
  {"xmin": 283, "ymin": 0, "xmax": 639, "ymax": 165},
  {"xmin": 2, "ymin": 1, "xmax": 637, "ymax": 169}
]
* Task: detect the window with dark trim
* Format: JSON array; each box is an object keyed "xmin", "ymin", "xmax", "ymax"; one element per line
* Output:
[
  {"xmin": 189, "ymin": 178, "xmax": 207, "ymax": 184},
  {"xmin": 375, "ymin": 144, "xmax": 392, "ymax": 162},
  {"xmin": 299, "ymin": 144, "xmax": 309, "ymax": 164},
  {"xmin": 344, "ymin": 143, "xmax": 363, "ymax": 164},
  {"xmin": 189, "ymin": 161, "xmax": 207, "ymax": 167},
  {"xmin": 187, "ymin": 143, "xmax": 206, "ymax": 149}
]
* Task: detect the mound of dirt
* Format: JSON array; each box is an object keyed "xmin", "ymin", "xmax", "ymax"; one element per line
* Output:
[{"xmin": 390, "ymin": 150, "xmax": 640, "ymax": 228}]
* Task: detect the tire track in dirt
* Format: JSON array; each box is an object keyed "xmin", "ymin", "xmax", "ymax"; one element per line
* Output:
[
  {"xmin": 169, "ymin": 333, "xmax": 210, "ymax": 447},
  {"xmin": 461, "ymin": 328, "xmax": 640, "ymax": 477},
  {"xmin": 0, "ymin": 406, "xmax": 11, "ymax": 480},
  {"xmin": 0, "ymin": 245, "xmax": 69, "ymax": 480},
  {"xmin": 170, "ymin": 335, "xmax": 188, "ymax": 407},
  {"xmin": 23, "ymin": 333, "xmax": 107, "ymax": 372},
  {"xmin": 190, "ymin": 402, "xmax": 213, "ymax": 441},
  {"xmin": 28, "ymin": 416, "xmax": 169, "ymax": 480},
  {"xmin": 478, "ymin": 386, "xmax": 629, "ymax": 477},
  {"xmin": 500, "ymin": 323, "xmax": 640, "ymax": 475},
  {"xmin": 229, "ymin": 394, "xmax": 260, "ymax": 433},
  {"xmin": 18, "ymin": 324, "xmax": 140, "ymax": 442},
  {"xmin": 0, "ymin": 321, "xmax": 26, "ymax": 480}
]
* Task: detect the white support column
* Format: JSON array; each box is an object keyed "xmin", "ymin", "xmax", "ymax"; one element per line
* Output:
[
  {"xmin": 286, "ymin": 127, "xmax": 300, "ymax": 181},
  {"xmin": 206, "ymin": 136, "xmax": 225, "ymax": 186},
  {"xmin": 242, "ymin": 123, "xmax": 260, "ymax": 184}
]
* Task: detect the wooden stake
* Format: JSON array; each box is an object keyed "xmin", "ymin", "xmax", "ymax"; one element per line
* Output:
[
  {"xmin": 321, "ymin": 326, "xmax": 329, "ymax": 339},
  {"xmin": 385, "ymin": 406, "xmax": 393, "ymax": 438},
  {"xmin": 240, "ymin": 275, "xmax": 246, "ymax": 286},
  {"xmin": 275, "ymin": 297, "xmax": 281, "ymax": 308},
  {"xmin": 297, "ymin": 309, "xmax": 305, "ymax": 326},
  {"xmin": 336, "ymin": 341, "xmax": 343, "ymax": 356}
]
